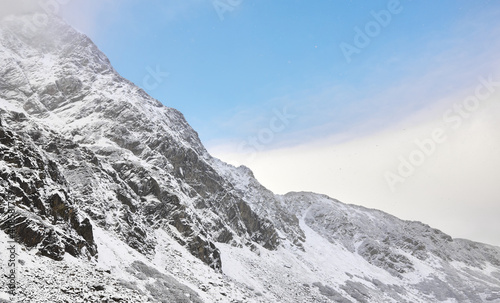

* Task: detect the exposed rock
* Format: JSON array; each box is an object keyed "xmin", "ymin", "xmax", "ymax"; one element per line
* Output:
[
  {"xmin": 1, "ymin": 13, "xmax": 500, "ymax": 303},
  {"xmin": 0, "ymin": 120, "xmax": 96, "ymax": 260}
]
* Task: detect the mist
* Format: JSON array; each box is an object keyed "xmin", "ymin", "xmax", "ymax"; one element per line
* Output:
[{"xmin": 0, "ymin": 0, "xmax": 41, "ymax": 18}]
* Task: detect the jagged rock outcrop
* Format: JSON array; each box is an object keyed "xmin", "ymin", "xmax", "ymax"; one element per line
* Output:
[
  {"xmin": 0, "ymin": 115, "xmax": 96, "ymax": 260},
  {"xmin": 0, "ymin": 14, "xmax": 281, "ymax": 272}
]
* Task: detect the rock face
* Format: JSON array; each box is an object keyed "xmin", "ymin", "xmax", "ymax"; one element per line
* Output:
[
  {"xmin": 0, "ymin": 14, "xmax": 280, "ymax": 272},
  {"xmin": 0, "ymin": 114, "xmax": 96, "ymax": 260},
  {"xmin": 1, "ymin": 13, "xmax": 500, "ymax": 303}
]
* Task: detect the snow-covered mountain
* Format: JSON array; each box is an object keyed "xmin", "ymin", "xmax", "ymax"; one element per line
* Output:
[{"xmin": 1, "ymin": 13, "xmax": 499, "ymax": 303}]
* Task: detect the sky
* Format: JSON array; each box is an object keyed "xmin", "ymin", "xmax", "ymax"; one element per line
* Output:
[{"xmin": 6, "ymin": 0, "xmax": 500, "ymax": 246}]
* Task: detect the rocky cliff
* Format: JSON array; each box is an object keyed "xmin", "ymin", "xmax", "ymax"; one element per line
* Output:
[{"xmin": 1, "ymin": 13, "xmax": 499, "ymax": 303}]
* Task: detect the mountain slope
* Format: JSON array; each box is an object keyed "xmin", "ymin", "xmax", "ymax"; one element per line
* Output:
[{"xmin": 1, "ymin": 13, "xmax": 499, "ymax": 303}]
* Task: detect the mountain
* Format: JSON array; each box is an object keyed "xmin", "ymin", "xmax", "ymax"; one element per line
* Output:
[{"xmin": 1, "ymin": 13, "xmax": 499, "ymax": 303}]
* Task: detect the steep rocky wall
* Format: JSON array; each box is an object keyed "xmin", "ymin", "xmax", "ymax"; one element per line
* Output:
[{"xmin": 0, "ymin": 114, "xmax": 96, "ymax": 260}]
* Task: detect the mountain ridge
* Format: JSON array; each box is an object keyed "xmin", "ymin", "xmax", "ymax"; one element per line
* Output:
[{"xmin": 0, "ymin": 13, "xmax": 499, "ymax": 302}]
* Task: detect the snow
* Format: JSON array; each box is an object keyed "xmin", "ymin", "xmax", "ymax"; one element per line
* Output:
[
  {"xmin": 93, "ymin": 224, "xmax": 143, "ymax": 272},
  {"xmin": 2, "ymin": 13, "xmax": 500, "ymax": 303},
  {"xmin": 0, "ymin": 292, "xmax": 10, "ymax": 301}
]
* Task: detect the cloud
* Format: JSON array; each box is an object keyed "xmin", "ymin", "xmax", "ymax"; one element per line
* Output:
[
  {"xmin": 55, "ymin": 0, "xmax": 208, "ymax": 44},
  {"xmin": 0, "ymin": 0, "xmax": 40, "ymax": 18},
  {"xmin": 0, "ymin": 0, "xmax": 106, "ymax": 34},
  {"xmin": 57, "ymin": 0, "xmax": 115, "ymax": 37},
  {"xmin": 205, "ymin": 3, "xmax": 500, "ymax": 152},
  {"xmin": 210, "ymin": 84, "xmax": 500, "ymax": 247}
]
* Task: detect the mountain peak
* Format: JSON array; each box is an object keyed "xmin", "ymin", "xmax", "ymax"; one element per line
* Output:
[{"xmin": 1, "ymin": 14, "xmax": 499, "ymax": 303}]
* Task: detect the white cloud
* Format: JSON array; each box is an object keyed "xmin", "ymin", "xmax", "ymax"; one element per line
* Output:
[
  {"xmin": 57, "ymin": 0, "xmax": 207, "ymax": 39},
  {"xmin": 0, "ymin": 0, "xmax": 40, "ymax": 18},
  {"xmin": 210, "ymin": 87, "xmax": 500, "ymax": 246},
  {"xmin": 0, "ymin": 0, "xmax": 111, "ymax": 37},
  {"xmin": 57, "ymin": 0, "xmax": 115, "ymax": 37}
]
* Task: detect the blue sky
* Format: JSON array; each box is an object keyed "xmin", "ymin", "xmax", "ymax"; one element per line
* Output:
[
  {"xmin": 62, "ymin": 0, "xmax": 499, "ymax": 148},
  {"xmin": 55, "ymin": 1, "xmax": 500, "ymax": 246}
]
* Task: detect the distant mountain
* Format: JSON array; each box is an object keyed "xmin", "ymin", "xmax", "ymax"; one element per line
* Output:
[{"xmin": 1, "ymin": 14, "xmax": 499, "ymax": 302}]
